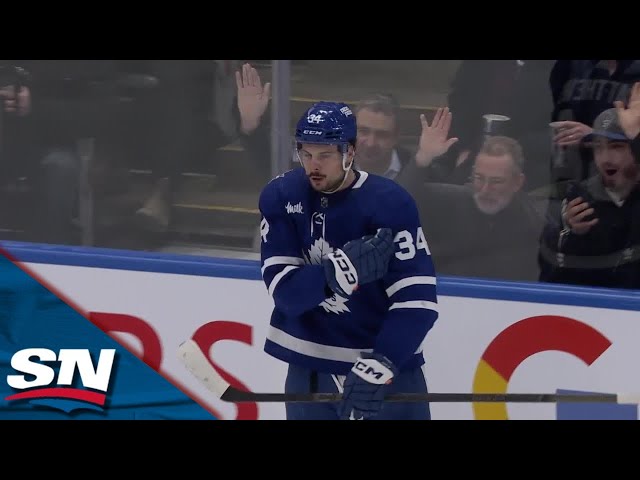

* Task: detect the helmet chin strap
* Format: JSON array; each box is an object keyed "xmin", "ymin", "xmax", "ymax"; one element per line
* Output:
[{"xmin": 321, "ymin": 153, "xmax": 354, "ymax": 194}]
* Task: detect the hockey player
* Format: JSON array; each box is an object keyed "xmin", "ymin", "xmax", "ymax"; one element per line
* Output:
[{"xmin": 258, "ymin": 101, "xmax": 439, "ymax": 420}]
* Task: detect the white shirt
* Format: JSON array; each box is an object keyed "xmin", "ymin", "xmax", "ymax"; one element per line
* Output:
[{"xmin": 382, "ymin": 149, "xmax": 403, "ymax": 180}]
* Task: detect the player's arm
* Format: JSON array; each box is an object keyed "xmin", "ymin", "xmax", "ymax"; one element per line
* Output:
[
  {"xmin": 339, "ymin": 192, "xmax": 438, "ymax": 420},
  {"xmin": 374, "ymin": 196, "xmax": 438, "ymax": 369},
  {"xmin": 258, "ymin": 180, "xmax": 331, "ymax": 317}
]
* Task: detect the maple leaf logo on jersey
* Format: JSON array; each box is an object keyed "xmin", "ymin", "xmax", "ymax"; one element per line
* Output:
[
  {"xmin": 304, "ymin": 238, "xmax": 351, "ymax": 314},
  {"xmin": 320, "ymin": 293, "xmax": 351, "ymax": 314},
  {"xmin": 306, "ymin": 238, "xmax": 331, "ymax": 265}
]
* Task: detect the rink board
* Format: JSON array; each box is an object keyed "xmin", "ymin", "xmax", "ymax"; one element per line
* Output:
[{"xmin": 5, "ymin": 240, "xmax": 640, "ymax": 420}]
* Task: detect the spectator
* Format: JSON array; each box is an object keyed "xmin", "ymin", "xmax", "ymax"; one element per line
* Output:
[
  {"xmin": 549, "ymin": 60, "xmax": 640, "ymax": 184},
  {"xmin": 409, "ymin": 135, "xmax": 547, "ymax": 282},
  {"xmin": 538, "ymin": 107, "xmax": 640, "ymax": 289},
  {"xmin": 0, "ymin": 61, "xmax": 96, "ymax": 245},
  {"xmin": 416, "ymin": 60, "xmax": 555, "ymax": 191},
  {"xmin": 351, "ymin": 92, "xmax": 412, "ymax": 179},
  {"xmin": 124, "ymin": 60, "xmax": 239, "ymax": 232},
  {"xmin": 0, "ymin": 62, "xmax": 32, "ymax": 170},
  {"xmin": 235, "ymin": 63, "xmax": 413, "ymax": 181}
]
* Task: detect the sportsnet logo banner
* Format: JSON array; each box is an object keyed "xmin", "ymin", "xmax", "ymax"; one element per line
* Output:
[{"xmin": 0, "ymin": 253, "xmax": 215, "ymax": 420}]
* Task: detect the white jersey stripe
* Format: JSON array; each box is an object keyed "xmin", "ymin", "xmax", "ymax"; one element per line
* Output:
[
  {"xmin": 386, "ymin": 276, "xmax": 437, "ymax": 297},
  {"xmin": 267, "ymin": 325, "xmax": 373, "ymax": 363},
  {"xmin": 389, "ymin": 300, "xmax": 438, "ymax": 312},
  {"xmin": 268, "ymin": 266, "xmax": 299, "ymax": 297},
  {"xmin": 352, "ymin": 171, "xmax": 369, "ymax": 189},
  {"xmin": 261, "ymin": 256, "xmax": 305, "ymax": 275}
]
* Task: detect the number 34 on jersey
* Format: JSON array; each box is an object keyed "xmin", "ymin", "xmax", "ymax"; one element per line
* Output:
[{"xmin": 395, "ymin": 227, "xmax": 430, "ymax": 261}]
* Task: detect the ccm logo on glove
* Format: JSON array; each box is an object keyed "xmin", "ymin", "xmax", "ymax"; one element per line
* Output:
[
  {"xmin": 352, "ymin": 357, "xmax": 395, "ymax": 385},
  {"xmin": 326, "ymin": 249, "xmax": 359, "ymax": 295}
]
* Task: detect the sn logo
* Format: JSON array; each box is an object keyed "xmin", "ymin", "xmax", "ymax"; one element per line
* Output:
[{"xmin": 5, "ymin": 348, "xmax": 117, "ymax": 411}]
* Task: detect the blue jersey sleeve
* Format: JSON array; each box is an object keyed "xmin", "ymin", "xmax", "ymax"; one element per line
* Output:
[
  {"xmin": 258, "ymin": 176, "xmax": 331, "ymax": 317},
  {"xmin": 373, "ymin": 186, "xmax": 439, "ymax": 370}
]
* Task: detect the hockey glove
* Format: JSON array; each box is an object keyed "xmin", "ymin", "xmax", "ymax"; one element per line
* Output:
[
  {"xmin": 323, "ymin": 228, "xmax": 394, "ymax": 297},
  {"xmin": 339, "ymin": 352, "xmax": 399, "ymax": 420}
]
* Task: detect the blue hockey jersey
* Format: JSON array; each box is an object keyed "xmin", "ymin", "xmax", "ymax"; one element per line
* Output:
[{"xmin": 258, "ymin": 168, "xmax": 439, "ymax": 375}]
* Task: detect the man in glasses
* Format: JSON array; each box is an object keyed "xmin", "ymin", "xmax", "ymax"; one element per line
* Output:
[
  {"xmin": 470, "ymin": 136, "xmax": 526, "ymax": 215},
  {"xmin": 409, "ymin": 135, "xmax": 547, "ymax": 282}
]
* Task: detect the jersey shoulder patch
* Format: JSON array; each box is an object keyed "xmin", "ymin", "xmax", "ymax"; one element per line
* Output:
[{"xmin": 259, "ymin": 168, "xmax": 308, "ymax": 217}]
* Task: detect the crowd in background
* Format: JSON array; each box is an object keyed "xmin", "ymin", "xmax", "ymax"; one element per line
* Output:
[{"xmin": 1, "ymin": 60, "xmax": 639, "ymax": 292}]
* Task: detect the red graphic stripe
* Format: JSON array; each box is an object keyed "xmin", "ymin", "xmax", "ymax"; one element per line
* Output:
[
  {"xmin": 5, "ymin": 388, "xmax": 106, "ymax": 406},
  {"xmin": 481, "ymin": 315, "xmax": 612, "ymax": 380}
]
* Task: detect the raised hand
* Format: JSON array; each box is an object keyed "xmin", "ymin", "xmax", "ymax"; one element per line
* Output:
[
  {"xmin": 236, "ymin": 63, "xmax": 271, "ymax": 135},
  {"xmin": 614, "ymin": 82, "xmax": 640, "ymax": 140},
  {"xmin": 415, "ymin": 107, "xmax": 459, "ymax": 167}
]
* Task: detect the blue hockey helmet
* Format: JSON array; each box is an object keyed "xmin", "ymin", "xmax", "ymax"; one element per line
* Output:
[{"xmin": 295, "ymin": 101, "xmax": 357, "ymax": 152}]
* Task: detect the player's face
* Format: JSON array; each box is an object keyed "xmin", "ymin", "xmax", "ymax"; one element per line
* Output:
[
  {"xmin": 471, "ymin": 153, "xmax": 524, "ymax": 215},
  {"xmin": 299, "ymin": 143, "xmax": 354, "ymax": 192}
]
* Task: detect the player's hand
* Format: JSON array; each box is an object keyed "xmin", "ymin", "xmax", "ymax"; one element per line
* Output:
[
  {"xmin": 236, "ymin": 63, "xmax": 271, "ymax": 135},
  {"xmin": 339, "ymin": 352, "xmax": 398, "ymax": 420},
  {"xmin": 323, "ymin": 228, "xmax": 394, "ymax": 297}
]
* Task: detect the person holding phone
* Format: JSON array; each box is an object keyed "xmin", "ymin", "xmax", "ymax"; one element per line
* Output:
[{"xmin": 538, "ymin": 107, "xmax": 640, "ymax": 289}]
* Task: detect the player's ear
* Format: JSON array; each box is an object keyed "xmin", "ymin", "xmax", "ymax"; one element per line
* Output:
[{"xmin": 347, "ymin": 144, "xmax": 356, "ymax": 165}]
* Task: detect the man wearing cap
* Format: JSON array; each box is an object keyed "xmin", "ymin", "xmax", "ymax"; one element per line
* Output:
[{"xmin": 538, "ymin": 105, "xmax": 640, "ymax": 289}]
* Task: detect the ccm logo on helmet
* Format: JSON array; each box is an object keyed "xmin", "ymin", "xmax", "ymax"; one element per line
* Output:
[{"xmin": 303, "ymin": 130, "xmax": 323, "ymax": 135}]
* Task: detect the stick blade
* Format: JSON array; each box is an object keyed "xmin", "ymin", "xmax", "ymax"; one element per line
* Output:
[
  {"xmin": 615, "ymin": 393, "xmax": 640, "ymax": 405},
  {"xmin": 177, "ymin": 339, "xmax": 230, "ymax": 399}
]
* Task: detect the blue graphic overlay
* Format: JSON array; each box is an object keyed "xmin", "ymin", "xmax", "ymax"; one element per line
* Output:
[{"xmin": 0, "ymin": 254, "xmax": 215, "ymax": 419}]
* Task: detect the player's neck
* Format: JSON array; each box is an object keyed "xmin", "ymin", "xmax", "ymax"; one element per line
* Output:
[{"xmin": 334, "ymin": 169, "xmax": 357, "ymax": 193}]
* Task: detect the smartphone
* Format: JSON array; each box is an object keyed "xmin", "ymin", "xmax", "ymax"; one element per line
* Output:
[{"xmin": 564, "ymin": 181, "xmax": 596, "ymax": 222}]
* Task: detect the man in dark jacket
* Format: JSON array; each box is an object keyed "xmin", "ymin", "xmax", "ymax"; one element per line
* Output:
[
  {"xmin": 539, "ymin": 107, "xmax": 640, "ymax": 289},
  {"xmin": 25, "ymin": 60, "xmax": 123, "ymax": 244},
  {"xmin": 409, "ymin": 135, "xmax": 547, "ymax": 282},
  {"xmin": 0, "ymin": 61, "xmax": 113, "ymax": 245},
  {"xmin": 549, "ymin": 60, "xmax": 640, "ymax": 183}
]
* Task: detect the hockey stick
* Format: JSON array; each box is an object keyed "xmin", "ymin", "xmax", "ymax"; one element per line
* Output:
[{"xmin": 177, "ymin": 339, "xmax": 640, "ymax": 405}]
